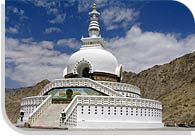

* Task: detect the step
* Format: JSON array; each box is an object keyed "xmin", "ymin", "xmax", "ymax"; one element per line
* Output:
[{"xmin": 31, "ymin": 104, "xmax": 68, "ymax": 127}]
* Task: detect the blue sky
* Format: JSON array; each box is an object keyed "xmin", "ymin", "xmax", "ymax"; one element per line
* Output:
[{"xmin": 5, "ymin": 0, "xmax": 195, "ymax": 88}]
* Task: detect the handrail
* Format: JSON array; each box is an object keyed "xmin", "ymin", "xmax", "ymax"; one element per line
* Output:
[
  {"xmin": 88, "ymin": 78, "xmax": 123, "ymax": 97},
  {"xmin": 62, "ymin": 95, "xmax": 78, "ymax": 125},
  {"xmin": 75, "ymin": 95, "xmax": 162, "ymax": 109},
  {"xmin": 38, "ymin": 78, "xmax": 123, "ymax": 97},
  {"xmin": 98, "ymin": 81, "xmax": 141, "ymax": 95},
  {"xmin": 28, "ymin": 95, "xmax": 52, "ymax": 124},
  {"xmin": 22, "ymin": 95, "xmax": 48, "ymax": 100},
  {"xmin": 21, "ymin": 96, "xmax": 48, "ymax": 107}
]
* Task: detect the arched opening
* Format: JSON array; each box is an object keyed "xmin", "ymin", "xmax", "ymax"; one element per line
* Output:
[
  {"xmin": 77, "ymin": 63, "xmax": 91, "ymax": 78},
  {"xmin": 82, "ymin": 67, "xmax": 90, "ymax": 78}
]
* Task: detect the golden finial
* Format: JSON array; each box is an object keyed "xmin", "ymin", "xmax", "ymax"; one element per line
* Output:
[{"xmin": 93, "ymin": 3, "xmax": 96, "ymax": 11}]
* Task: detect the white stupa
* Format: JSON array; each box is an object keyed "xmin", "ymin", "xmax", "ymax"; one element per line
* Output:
[
  {"xmin": 17, "ymin": 4, "xmax": 164, "ymax": 129},
  {"xmin": 63, "ymin": 4, "xmax": 123, "ymax": 82}
]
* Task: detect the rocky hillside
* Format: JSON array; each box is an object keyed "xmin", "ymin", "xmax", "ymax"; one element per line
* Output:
[
  {"xmin": 5, "ymin": 79, "xmax": 50, "ymax": 124},
  {"xmin": 122, "ymin": 52, "xmax": 195, "ymax": 126},
  {"xmin": 5, "ymin": 52, "xmax": 195, "ymax": 126}
]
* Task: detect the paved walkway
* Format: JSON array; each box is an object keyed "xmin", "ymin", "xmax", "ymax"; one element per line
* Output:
[
  {"xmin": 16, "ymin": 127, "xmax": 194, "ymax": 135},
  {"xmin": 32, "ymin": 104, "xmax": 68, "ymax": 127}
]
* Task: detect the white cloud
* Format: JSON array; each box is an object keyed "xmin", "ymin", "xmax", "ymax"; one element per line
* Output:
[
  {"xmin": 31, "ymin": 1, "xmax": 65, "ymax": 24},
  {"xmin": 49, "ymin": 14, "xmax": 66, "ymax": 24},
  {"xmin": 13, "ymin": 7, "xmax": 24, "ymax": 16},
  {"xmin": 44, "ymin": 27, "xmax": 61, "ymax": 34},
  {"xmin": 64, "ymin": 0, "xmax": 75, "ymax": 8},
  {"xmin": 47, "ymin": 8, "xmax": 59, "ymax": 15},
  {"xmin": 106, "ymin": 25, "xmax": 195, "ymax": 73},
  {"xmin": 32, "ymin": 0, "xmax": 59, "ymax": 15},
  {"xmin": 5, "ymin": 25, "xmax": 195, "ymax": 87},
  {"xmin": 33, "ymin": 0, "xmax": 48, "ymax": 7},
  {"xmin": 33, "ymin": 0, "xmax": 56, "ymax": 8},
  {"xmin": 57, "ymin": 38, "xmax": 80, "ymax": 49},
  {"xmin": 5, "ymin": 37, "xmax": 70, "ymax": 87},
  {"xmin": 6, "ymin": 27, "xmax": 18, "ymax": 34},
  {"xmin": 78, "ymin": 1, "xmax": 93, "ymax": 12},
  {"xmin": 32, "ymin": 0, "xmax": 65, "ymax": 23},
  {"xmin": 11, "ymin": 6, "xmax": 28, "ymax": 21},
  {"xmin": 101, "ymin": 7, "xmax": 139, "ymax": 30},
  {"xmin": 21, "ymin": 37, "xmax": 33, "ymax": 43}
]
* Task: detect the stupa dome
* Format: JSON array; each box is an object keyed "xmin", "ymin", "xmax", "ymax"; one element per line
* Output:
[{"xmin": 63, "ymin": 45, "xmax": 122, "ymax": 80}]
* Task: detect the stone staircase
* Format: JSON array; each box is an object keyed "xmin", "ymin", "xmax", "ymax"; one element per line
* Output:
[{"xmin": 31, "ymin": 104, "xmax": 68, "ymax": 128}]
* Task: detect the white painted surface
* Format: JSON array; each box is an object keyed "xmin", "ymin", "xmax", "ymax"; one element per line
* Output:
[
  {"xmin": 65, "ymin": 47, "xmax": 120, "ymax": 77},
  {"xmin": 77, "ymin": 105, "xmax": 162, "ymax": 122},
  {"xmin": 63, "ymin": 104, "xmax": 163, "ymax": 129},
  {"xmin": 60, "ymin": 95, "xmax": 163, "ymax": 129}
]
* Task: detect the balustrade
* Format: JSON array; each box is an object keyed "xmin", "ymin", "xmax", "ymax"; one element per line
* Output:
[
  {"xmin": 21, "ymin": 96, "xmax": 48, "ymax": 107},
  {"xmin": 28, "ymin": 95, "xmax": 52, "ymax": 124},
  {"xmin": 60, "ymin": 95, "xmax": 162, "ymax": 128},
  {"xmin": 38, "ymin": 78, "xmax": 123, "ymax": 97},
  {"xmin": 98, "ymin": 81, "xmax": 141, "ymax": 96}
]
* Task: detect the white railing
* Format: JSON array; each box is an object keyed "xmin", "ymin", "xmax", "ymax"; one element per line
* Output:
[
  {"xmin": 19, "ymin": 96, "xmax": 48, "ymax": 120},
  {"xmin": 60, "ymin": 96, "xmax": 78, "ymax": 127},
  {"xmin": 28, "ymin": 95, "xmax": 52, "ymax": 124},
  {"xmin": 76, "ymin": 96, "xmax": 162, "ymax": 109},
  {"xmin": 60, "ymin": 95, "xmax": 162, "ymax": 128},
  {"xmin": 38, "ymin": 78, "xmax": 123, "ymax": 97},
  {"xmin": 21, "ymin": 96, "xmax": 48, "ymax": 107},
  {"xmin": 98, "ymin": 81, "xmax": 141, "ymax": 95}
]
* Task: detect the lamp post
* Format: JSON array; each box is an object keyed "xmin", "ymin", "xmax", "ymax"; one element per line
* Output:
[
  {"xmin": 19, "ymin": 110, "xmax": 25, "ymax": 122},
  {"xmin": 60, "ymin": 110, "xmax": 66, "ymax": 126}
]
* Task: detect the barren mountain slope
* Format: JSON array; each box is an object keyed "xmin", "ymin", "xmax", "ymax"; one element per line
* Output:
[{"xmin": 122, "ymin": 52, "xmax": 195, "ymax": 126}]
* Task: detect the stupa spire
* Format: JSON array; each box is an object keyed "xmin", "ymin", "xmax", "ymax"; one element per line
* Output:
[
  {"xmin": 81, "ymin": 3, "xmax": 105, "ymax": 47},
  {"xmin": 88, "ymin": 3, "xmax": 100, "ymax": 37}
]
